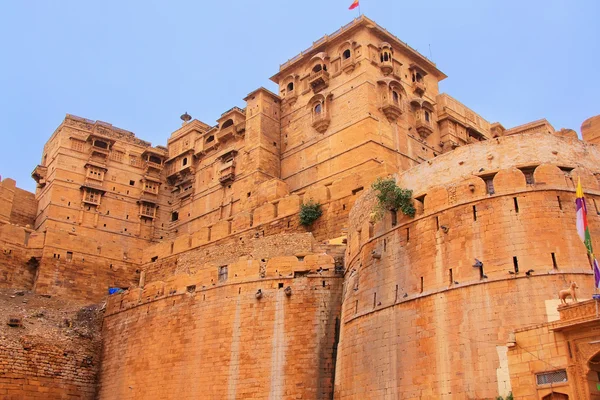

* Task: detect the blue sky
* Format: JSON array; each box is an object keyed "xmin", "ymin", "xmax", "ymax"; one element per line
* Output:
[{"xmin": 1, "ymin": 1, "xmax": 598, "ymax": 192}]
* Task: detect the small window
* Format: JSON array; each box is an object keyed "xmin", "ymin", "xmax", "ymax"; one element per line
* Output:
[
  {"xmin": 314, "ymin": 103, "xmax": 322, "ymax": 115},
  {"xmin": 536, "ymin": 370, "xmax": 567, "ymax": 386},
  {"xmin": 383, "ymin": 52, "xmax": 389, "ymax": 62},
  {"xmin": 221, "ymin": 119, "xmax": 234, "ymax": 129},
  {"xmin": 343, "ymin": 49, "xmax": 351, "ymax": 60},
  {"xmin": 481, "ymin": 174, "xmax": 496, "ymax": 195},
  {"xmin": 149, "ymin": 155, "xmax": 161, "ymax": 164},
  {"xmin": 206, "ymin": 135, "xmax": 215, "ymax": 143},
  {"xmin": 218, "ymin": 266, "xmax": 228, "ymax": 282},
  {"xmin": 425, "ymin": 111, "xmax": 430, "ymax": 122},
  {"xmin": 66, "ymin": 251, "xmax": 73, "ymax": 261},
  {"xmin": 129, "ymin": 180, "xmax": 135, "ymax": 186},
  {"xmin": 312, "ymin": 64, "xmax": 322, "ymax": 73},
  {"xmin": 392, "ymin": 91, "xmax": 399, "ymax": 104},
  {"xmin": 519, "ymin": 167, "xmax": 536, "ymax": 185},
  {"xmin": 286, "ymin": 82, "xmax": 294, "ymax": 92},
  {"xmin": 171, "ymin": 211, "xmax": 179, "ymax": 222},
  {"xmin": 182, "ymin": 157, "xmax": 188, "ymax": 166}
]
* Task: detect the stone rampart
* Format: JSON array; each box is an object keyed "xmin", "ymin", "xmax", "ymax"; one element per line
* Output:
[
  {"xmin": 99, "ymin": 255, "xmax": 343, "ymax": 399},
  {"xmin": 335, "ymin": 133, "xmax": 600, "ymax": 399}
]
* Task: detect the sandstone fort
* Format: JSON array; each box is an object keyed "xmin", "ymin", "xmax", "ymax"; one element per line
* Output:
[{"xmin": 1, "ymin": 15, "xmax": 600, "ymax": 399}]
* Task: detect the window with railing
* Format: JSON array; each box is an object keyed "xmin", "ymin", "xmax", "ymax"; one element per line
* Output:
[{"xmin": 536, "ymin": 370, "xmax": 567, "ymax": 386}]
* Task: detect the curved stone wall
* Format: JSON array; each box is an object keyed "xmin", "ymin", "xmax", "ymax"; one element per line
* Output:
[
  {"xmin": 335, "ymin": 133, "xmax": 600, "ymax": 399},
  {"xmin": 98, "ymin": 255, "xmax": 343, "ymax": 400}
]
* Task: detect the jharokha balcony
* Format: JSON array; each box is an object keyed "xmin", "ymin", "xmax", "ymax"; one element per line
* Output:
[
  {"xmin": 218, "ymin": 160, "xmax": 236, "ymax": 185},
  {"xmin": 312, "ymin": 113, "xmax": 331, "ymax": 133},
  {"xmin": 415, "ymin": 119, "xmax": 434, "ymax": 138},
  {"xmin": 308, "ymin": 70, "xmax": 330, "ymax": 93},
  {"xmin": 31, "ymin": 165, "xmax": 48, "ymax": 187},
  {"xmin": 413, "ymin": 81, "xmax": 426, "ymax": 96},
  {"xmin": 381, "ymin": 100, "xmax": 403, "ymax": 122}
]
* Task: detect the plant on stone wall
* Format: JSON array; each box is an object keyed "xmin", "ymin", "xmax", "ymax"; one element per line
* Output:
[
  {"xmin": 371, "ymin": 177, "xmax": 415, "ymax": 221},
  {"xmin": 496, "ymin": 393, "xmax": 513, "ymax": 400},
  {"xmin": 299, "ymin": 200, "xmax": 323, "ymax": 226}
]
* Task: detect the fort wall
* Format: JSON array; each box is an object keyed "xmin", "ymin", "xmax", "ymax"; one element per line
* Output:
[
  {"xmin": 335, "ymin": 133, "xmax": 600, "ymax": 399},
  {"xmin": 98, "ymin": 255, "xmax": 343, "ymax": 399}
]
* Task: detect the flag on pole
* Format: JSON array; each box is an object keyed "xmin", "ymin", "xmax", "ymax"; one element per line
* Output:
[
  {"xmin": 576, "ymin": 178, "xmax": 593, "ymax": 254},
  {"xmin": 349, "ymin": 0, "xmax": 359, "ymax": 10},
  {"xmin": 575, "ymin": 177, "xmax": 600, "ymax": 289}
]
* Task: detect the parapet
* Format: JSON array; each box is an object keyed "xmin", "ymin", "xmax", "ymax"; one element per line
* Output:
[
  {"xmin": 106, "ymin": 253, "xmax": 338, "ymax": 316},
  {"xmin": 582, "ymin": 114, "xmax": 600, "ymax": 144}
]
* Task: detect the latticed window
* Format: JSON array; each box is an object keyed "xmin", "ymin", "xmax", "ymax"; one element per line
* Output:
[
  {"xmin": 141, "ymin": 203, "xmax": 155, "ymax": 218},
  {"xmin": 84, "ymin": 189, "xmax": 101, "ymax": 205},
  {"xmin": 536, "ymin": 370, "xmax": 567, "ymax": 386},
  {"xmin": 144, "ymin": 181, "xmax": 159, "ymax": 194},
  {"xmin": 87, "ymin": 167, "xmax": 104, "ymax": 180},
  {"xmin": 71, "ymin": 139, "xmax": 85, "ymax": 152},
  {"xmin": 129, "ymin": 155, "xmax": 142, "ymax": 167},
  {"xmin": 110, "ymin": 151, "xmax": 124, "ymax": 162}
]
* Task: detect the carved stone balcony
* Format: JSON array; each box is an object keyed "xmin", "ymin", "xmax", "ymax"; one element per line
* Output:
[
  {"xmin": 219, "ymin": 160, "xmax": 236, "ymax": 185},
  {"xmin": 308, "ymin": 70, "xmax": 330, "ymax": 93},
  {"xmin": 312, "ymin": 113, "xmax": 331, "ymax": 133},
  {"xmin": 140, "ymin": 208, "xmax": 156, "ymax": 219},
  {"xmin": 82, "ymin": 178, "xmax": 104, "ymax": 191},
  {"xmin": 342, "ymin": 58, "xmax": 356, "ymax": 73},
  {"xmin": 139, "ymin": 192, "xmax": 158, "ymax": 204},
  {"xmin": 380, "ymin": 60, "xmax": 393, "ymax": 76},
  {"xmin": 381, "ymin": 101, "xmax": 403, "ymax": 122},
  {"xmin": 217, "ymin": 125, "xmax": 235, "ymax": 142},
  {"xmin": 31, "ymin": 165, "xmax": 47, "ymax": 187},
  {"xmin": 144, "ymin": 161, "xmax": 163, "ymax": 174},
  {"xmin": 416, "ymin": 120, "xmax": 434, "ymax": 138},
  {"xmin": 413, "ymin": 81, "xmax": 426, "ymax": 96}
]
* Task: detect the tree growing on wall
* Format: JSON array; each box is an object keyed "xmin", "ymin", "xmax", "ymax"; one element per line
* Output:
[
  {"xmin": 371, "ymin": 177, "xmax": 415, "ymax": 223},
  {"xmin": 299, "ymin": 200, "xmax": 323, "ymax": 226}
]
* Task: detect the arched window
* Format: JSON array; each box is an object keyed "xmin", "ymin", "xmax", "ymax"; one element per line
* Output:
[
  {"xmin": 314, "ymin": 103, "xmax": 322, "ymax": 115},
  {"xmin": 392, "ymin": 91, "xmax": 399, "ymax": 104},
  {"xmin": 287, "ymin": 82, "xmax": 294, "ymax": 92},
  {"xmin": 182, "ymin": 157, "xmax": 188, "ymax": 166},
  {"xmin": 221, "ymin": 119, "xmax": 233, "ymax": 129},
  {"xmin": 312, "ymin": 64, "xmax": 322, "ymax": 73},
  {"xmin": 425, "ymin": 111, "xmax": 430, "ymax": 122},
  {"xmin": 343, "ymin": 49, "xmax": 351, "ymax": 60},
  {"xmin": 383, "ymin": 53, "xmax": 389, "ymax": 62}
]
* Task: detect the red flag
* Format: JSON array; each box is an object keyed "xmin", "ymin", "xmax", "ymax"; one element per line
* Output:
[{"xmin": 349, "ymin": 0, "xmax": 359, "ymax": 10}]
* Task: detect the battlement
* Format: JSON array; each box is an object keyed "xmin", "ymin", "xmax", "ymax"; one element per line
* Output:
[{"xmin": 106, "ymin": 253, "xmax": 338, "ymax": 316}]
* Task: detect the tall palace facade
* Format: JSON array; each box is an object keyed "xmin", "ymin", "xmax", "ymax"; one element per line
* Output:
[{"xmin": 2, "ymin": 16, "xmax": 600, "ymax": 399}]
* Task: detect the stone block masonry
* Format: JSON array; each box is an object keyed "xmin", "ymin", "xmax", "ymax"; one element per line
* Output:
[{"xmin": 99, "ymin": 263, "xmax": 343, "ymax": 399}]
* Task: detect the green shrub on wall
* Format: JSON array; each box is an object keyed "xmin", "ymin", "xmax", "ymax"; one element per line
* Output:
[
  {"xmin": 371, "ymin": 177, "xmax": 415, "ymax": 221},
  {"xmin": 299, "ymin": 200, "xmax": 323, "ymax": 226}
]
